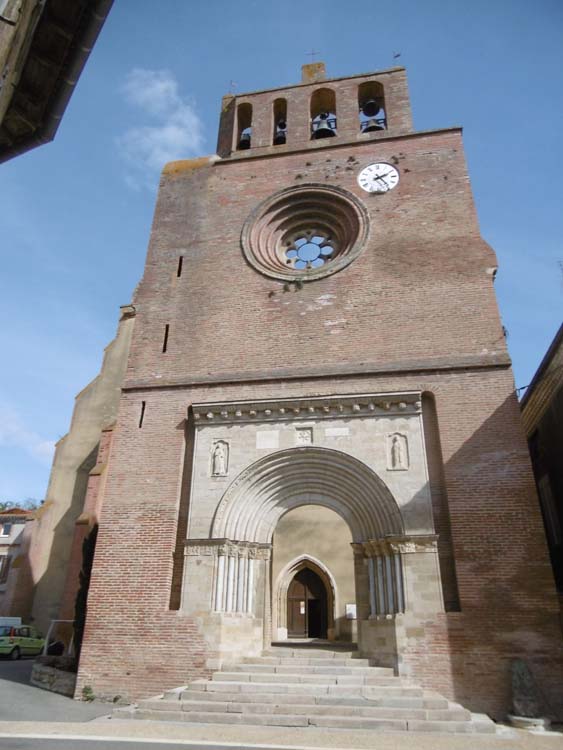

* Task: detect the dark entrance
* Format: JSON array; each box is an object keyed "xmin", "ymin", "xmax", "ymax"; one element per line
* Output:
[{"xmin": 287, "ymin": 567, "xmax": 328, "ymax": 638}]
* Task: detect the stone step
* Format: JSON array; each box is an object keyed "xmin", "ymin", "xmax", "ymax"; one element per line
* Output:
[
  {"xmin": 186, "ymin": 679, "xmax": 425, "ymax": 698},
  {"xmin": 152, "ymin": 698, "xmax": 471, "ymax": 722},
  {"xmin": 233, "ymin": 663, "xmax": 392, "ymax": 675},
  {"xmin": 119, "ymin": 644, "xmax": 497, "ymax": 735},
  {"xmin": 128, "ymin": 707, "xmax": 494, "ymax": 733},
  {"xmin": 264, "ymin": 648, "xmax": 356, "ymax": 658},
  {"xmin": 178, "ymin": 689, "xmax": 449, "ymax": 709},
  {"xmin": 132, "ymin": 708, "xmax": 408, "ymax": 731},
  {"xmin": 244, "ymin": 656, "xmax": 372, "ymax": 667},
  {"xmin": 212, "ymin": 671, "xmax": 403, "ymax": 686}
]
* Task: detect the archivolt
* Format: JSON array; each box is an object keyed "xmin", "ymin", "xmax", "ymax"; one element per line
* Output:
[{"xmin": 211, "ymin": 447, "xmax": 404, "ymax": 543}]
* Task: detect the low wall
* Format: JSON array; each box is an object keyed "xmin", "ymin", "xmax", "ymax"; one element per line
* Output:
[{"xmin": 30, "ymin": 661, "xmax": 77, "ymax": 697}]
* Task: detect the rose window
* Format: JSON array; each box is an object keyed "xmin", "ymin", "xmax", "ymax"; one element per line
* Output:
[
  {"xmin": 241, "ymin": 185, "xmax": 369, "ymax": 281},
  {"xmin": 285, "ymin": 234, "xmax": 335, "ymax": 270}
]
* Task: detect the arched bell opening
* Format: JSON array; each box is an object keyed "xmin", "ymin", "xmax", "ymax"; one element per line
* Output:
[
  {"xmin": 310, "ymin": 87, "xmax": 337, "ymax": 139},
  {"xmin": 272, "ymin": 98, "xmax": 287, "ymax": 145},
  {"xmin": 236, "ymin": 102, "xmax": 253, "ymax": 150},
  {"xmin": 358, "ymin": 81, "xmax": 386, "ymax": 134}
]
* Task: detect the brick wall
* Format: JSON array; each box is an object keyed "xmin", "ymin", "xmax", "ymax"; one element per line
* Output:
[{"xmin": 76, "ymin": 71, "xmax": 562, "ymax": 715}]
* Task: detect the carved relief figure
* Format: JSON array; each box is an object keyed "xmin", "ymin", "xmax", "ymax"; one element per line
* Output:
[
  {"xmin": 212, "ymin": 441, "xmax": 229, "ymax": 476},
  {"xmin": 387, "ymin": 433, "xmax": 409, "ymax": 470}
]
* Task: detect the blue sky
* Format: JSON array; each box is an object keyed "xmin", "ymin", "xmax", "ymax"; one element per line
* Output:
[{"xmin": 1, "ymin": 0, "xmax": 562, "ymax": 502}]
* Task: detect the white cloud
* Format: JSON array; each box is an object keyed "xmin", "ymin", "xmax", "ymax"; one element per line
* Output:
[
  {"xmin": 0, "ymin": 402, "xmax": 56, "ymax": 466},
  {"xmin": 117, "ymin": 68, "xmax": 205, "ymax": 188}
]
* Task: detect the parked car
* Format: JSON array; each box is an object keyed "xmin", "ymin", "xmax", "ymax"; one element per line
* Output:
[{"xmin": 0, "ymin": 625, "xmax": 44, "ymax": 659}]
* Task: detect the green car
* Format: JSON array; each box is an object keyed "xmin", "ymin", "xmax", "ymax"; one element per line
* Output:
[{"xmin": 0, "ymin": 625, "xmax": 44, "ymax": 659}]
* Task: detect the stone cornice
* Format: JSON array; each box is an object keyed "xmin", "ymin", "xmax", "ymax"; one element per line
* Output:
[
  {"xmin": 192, "ymin": 391, "xmax": 422, "ymax": 426},
  {"xmin": 122, "ymin": 353, "xmax": 511, "ymax": 393}
]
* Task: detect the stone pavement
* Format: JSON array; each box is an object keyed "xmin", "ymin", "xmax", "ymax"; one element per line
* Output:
[{"xmin": 0, "ymin": 719, "xmax": 562, "ymax": 750}]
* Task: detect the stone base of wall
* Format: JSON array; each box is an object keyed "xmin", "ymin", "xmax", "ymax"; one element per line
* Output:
[{"xmin": 30, "ymin": 661, "xmax": 77, "ymax": 697}]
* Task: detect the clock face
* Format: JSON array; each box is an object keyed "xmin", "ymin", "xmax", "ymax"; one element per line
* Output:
[{"xmin": 357, "ymin": 163, "xmax": 400, "ymax": 193}]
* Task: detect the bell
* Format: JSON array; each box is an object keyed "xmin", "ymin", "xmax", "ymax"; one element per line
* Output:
[
  {"xmin": 238, "ymin": 132, "xmax": 251, "ymax": 149},
  {"xmin": 362, "ymin": 119, "xmax": 384, "ymax": 133},
  {"xmin": 361, "ymin": 98, "xmax": 381, "ymax": 117},
  {"xmin": 312, "ymin": 114, "xmax": 336, "ymax": 139},
  {"xmin": 273, "ymin": 120, "xmax": 287, "ymax": 145}
]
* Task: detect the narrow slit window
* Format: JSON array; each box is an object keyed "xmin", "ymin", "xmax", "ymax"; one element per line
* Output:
[
  {"xmin": 177, "ymin": 256, "xmax": 183, "ymax": 277},
  {"xmin": 139, "ymin": 401, "xmax": 146, "ymax": 428},
  {"xmin": 162, "ymin": 324, "xmax": 170, "ymax": 353}
]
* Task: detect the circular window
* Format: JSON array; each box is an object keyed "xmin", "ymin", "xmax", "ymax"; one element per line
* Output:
[{"xmin": 241, "ymin": 184, "xmax": 369, "ymax": 281}]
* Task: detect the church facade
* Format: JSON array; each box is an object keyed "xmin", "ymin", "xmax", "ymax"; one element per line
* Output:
[{"xmin": 70, "ymin": 63, "xmax": 561, "ymax": 718}]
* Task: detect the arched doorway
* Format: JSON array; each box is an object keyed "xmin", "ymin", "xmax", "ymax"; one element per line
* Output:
[
  {"xmin": 206, "ymin": 446, "xmax": 406, "ymax": 654},
  {"xmin": 287, "ymin": 567, "xmax": 328, "ymax": 638}
]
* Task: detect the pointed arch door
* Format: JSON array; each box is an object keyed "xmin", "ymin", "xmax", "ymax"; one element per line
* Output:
[{"xmin": 287, "ymin": 567, "xmax": 328, "ymax": 638}]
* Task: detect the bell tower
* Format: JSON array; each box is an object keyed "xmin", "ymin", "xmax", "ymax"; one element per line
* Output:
[
  {"xmin": 218, "ymin": 62, "xmax": 412, "ymax": 155},
  {"xmin": 76, "ymin": 63, "xmax": 563, "ymax": 721}
]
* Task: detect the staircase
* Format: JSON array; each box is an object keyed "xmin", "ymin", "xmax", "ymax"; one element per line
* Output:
[{"xmin": 116, "ymin": 643, "xmax": 496, "ymax": 734}]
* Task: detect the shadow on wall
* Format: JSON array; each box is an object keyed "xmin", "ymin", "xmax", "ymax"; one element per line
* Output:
[
  {"xmin": 30, "ymin": 445, "xmax": 99, "ymax": 632},
  {"xmin": 407, "ymin": 391, "xmax": 562, "ymax": 720}
]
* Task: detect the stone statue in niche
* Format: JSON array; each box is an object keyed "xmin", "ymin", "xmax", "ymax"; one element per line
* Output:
[
  {"xmin": 211, "ymin": 440, "xmax": 229, "ymax": 476},
  {"xmin": 387, "ymin": 433, "xmax": 409, "ymax": 471}
]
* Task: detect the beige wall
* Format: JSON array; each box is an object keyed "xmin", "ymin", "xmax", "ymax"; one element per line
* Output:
[
  {"xmin": 272, "ymin": 505, "xmax": 356, "ymax": 641},
  {"xmin": 29, "ymin": 306, "xmax": 135, "ymax": 633}
]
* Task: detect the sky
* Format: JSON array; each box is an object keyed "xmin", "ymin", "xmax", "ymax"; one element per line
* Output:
[{"xmin": 0, "ymin": 0, "xmax": 562, "ymax": 502}]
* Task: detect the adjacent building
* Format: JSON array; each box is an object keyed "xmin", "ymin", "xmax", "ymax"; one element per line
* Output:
[
  {"xmin": 0, "ymin": 0, "xmax": 113, "ymax": 162},
  {"xmin": 520, "ymin": 324, "xmax": 563, "ymax": 606}
]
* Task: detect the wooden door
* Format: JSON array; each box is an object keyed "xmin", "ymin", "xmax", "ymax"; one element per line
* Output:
[{"xmin": 287, "ymin": 567, "xmax": 328, "ymax": 638}]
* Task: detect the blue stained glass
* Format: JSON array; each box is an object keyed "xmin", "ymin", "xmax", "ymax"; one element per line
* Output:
[
  {"xmin": 286, "ymin": 249, "xmax": 298, "ymax": 258},
  {"xmin": 320, "ymin": 245, "xmax": 334, "ymax": 256},
  {"xmin": 297, "ymin": 243, "xmax": 321, "ymax": 262},
  {"xmin": 311, "ymin": 236, "xmax": 325, "ymax": 244},
  {"xmin": 311, "ymin": 258, "xmax": 325, "ymax": 268},
  {"xmin": 294, "ymin": 260, "xmax": 307, "ymax": 270},
  {"xmin": 294, "ymin": 237, "xmax": 308, "ymax": 247}
]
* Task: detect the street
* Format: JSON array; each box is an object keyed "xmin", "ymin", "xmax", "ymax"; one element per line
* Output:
[
  {"xmin": 0, "ymin": 740, "xmax": 222, "ymax": 750},
  {"xmin": 0, "ymin": 658, "xmax": 110, "ymax": 723}
]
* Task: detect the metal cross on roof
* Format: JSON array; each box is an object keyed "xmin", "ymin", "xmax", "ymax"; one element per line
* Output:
[{"xmin": 306, "ymin": 50, "xmax": 320, "ymax": 62}]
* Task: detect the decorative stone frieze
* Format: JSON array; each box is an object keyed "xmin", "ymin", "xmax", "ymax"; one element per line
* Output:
[
  {"xmin": 185, "ymin": 538, "xmax": 272, "ymax": 560},
  {"xmin": 192, "ymin": 391, "xmax": 422, "ymax": 425}
]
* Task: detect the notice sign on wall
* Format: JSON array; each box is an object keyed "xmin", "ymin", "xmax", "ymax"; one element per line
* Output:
[{"xmin": 345, "ymin": 603, "xmax": 357, "ymax": 620}]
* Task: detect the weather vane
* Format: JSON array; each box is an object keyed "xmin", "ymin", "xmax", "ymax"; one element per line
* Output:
[
  {"xmin": 306, "ymin": 50, "xmax": 320, "ymax": 63},
  {"xmin": 228, "ymin": 80, "xmax": 237, "ymax": 94}
]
